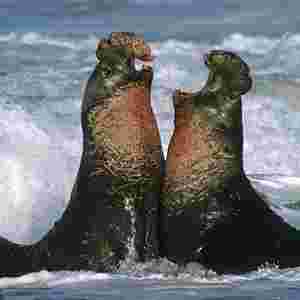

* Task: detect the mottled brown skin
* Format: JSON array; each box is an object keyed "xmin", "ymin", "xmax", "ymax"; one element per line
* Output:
[
  {"xmin": 69, "ymin": 32, "xmax": 164, "ymax": 270},
  {"xmin": 160, "ymin": 50, "xmax": 300, "ymax": 274}
]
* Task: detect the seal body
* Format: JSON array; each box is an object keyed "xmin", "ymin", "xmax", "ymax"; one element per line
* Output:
[
  {"xmin": 69, "ymin": 33, "xmax": 164, "ymax": 270},
  {"xmin": 32, "ymin": 33, "xmax": 163, "ymax": 272},
  {"xmin": 160, "ymin": 50, "xmax": 300, "ymax": 273},
  {"xmin": 161, "ymin": 90, "xmax": 242, "ymax": 261}
]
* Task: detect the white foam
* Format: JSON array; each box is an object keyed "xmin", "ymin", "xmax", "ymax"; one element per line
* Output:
[
  {"xmin": 1, "ymin": 261, "xmax": 300, "ymax": 288},
  {"xmin": 0, "ymin": 270, "xmax": 112, "ymax": 288},
  {"xmin": 46, "ymin": 271, "xmax": 112, "ymax": 287},
  {"xmin": 242, "ymin": 94, "xmax": 300, "ymax": 175},
  {"xmin": 220, "ymin": 33, "xmax": 280, "ymax": 55},
  {"xmin": 19, "ymin": 32, "xmax": 98, "ymax": 51},
  {"xmin": 251, "ymin": 175, "xmax": 300, "ymax": 187},
  {"xmin": 80, "ymin": 34, "xmax": 99, "ymax": 50},
  {"xmin": 151, "ymin": 39, "xmax": 204, "ymax": 57},
  {"xmin": 20, "ymin": 32, "xmax": 77, "ymax": 49},
  {"xmin": 0, "ymin": 32, "xmax": 17, "ymax": 42},
  {"xmin": 249, "ymin": 178, "xmax": 284, "ymax": 189},
  {"xmin": 120, "ymin": 196, "xmax": 138, "ymax": 267},
  {"xmin": 221, "ymin": 32, "xmax": 300, "ymax": 76},
  {"xmin": 5, "ymin": 30, "xmax": 300, "ymax": 79},
  {"xmin": 0, "ymin": 104, "xmax": 81, "ymax": 243},
  {"xmin": 152, "ymin": 33, "xmax": 300, "ymax": 79},
  {"xmin": 117, "ymin": 257, "xmax": 300, "ymax": 286},
  {"xmin": 0, "ymin": 270, "xmax": 54, "ymax": 288}
]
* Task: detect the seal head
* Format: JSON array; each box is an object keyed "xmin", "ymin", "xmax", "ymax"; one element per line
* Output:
[
  {"xmin": 202, "ymin": 50, "xmax": 252, "ymax": 98},
  {"xmin": 71, "ymin": 32, "xmax": 163, "ymax": 271},
  {"xmin": 97, "ymin": 32, "xmax": 153, "ymax": 62},
  {"xmin": 83, "ymin": 32, "xmax": 154, "ymax": 104}
]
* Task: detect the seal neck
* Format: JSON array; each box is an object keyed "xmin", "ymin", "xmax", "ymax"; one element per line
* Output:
[
  {"xmin": 174, "ymin": 100, "xmax": 193, "ymax": 128},
  {"xmin": 95, "ymin": 48, "xmax": 134, "ymax": 99}
]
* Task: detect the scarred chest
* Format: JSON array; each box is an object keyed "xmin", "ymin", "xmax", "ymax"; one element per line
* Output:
[
  {"xmin": 91, "ymin": 86, "xmax": 162, "ymax": 177},
  {"xmin": 164, "ymin": 101, "xmax": 234, "ymax": 194}
]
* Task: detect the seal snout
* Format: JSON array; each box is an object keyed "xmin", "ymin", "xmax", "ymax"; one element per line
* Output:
[{"xmin": 201, "ymin": 49, "xmax": 253, "ymax": 97}]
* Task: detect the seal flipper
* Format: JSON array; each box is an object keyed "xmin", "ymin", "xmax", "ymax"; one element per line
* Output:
[{"xmin": 68, "ymin": 32, "xmax": 164, "ymax": 269}]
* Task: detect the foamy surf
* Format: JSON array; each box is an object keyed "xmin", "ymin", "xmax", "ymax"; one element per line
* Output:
[
  {"xmin": 0, "ymin": 32, "xmax": 98, "ymax": 51},
  {"xmin": 1, "ymin": 259, "xmax": 300, "ymax": 290},
  {"xmin": 0, "ymin": 103, "xmax": 80, "ymax": 244},
  {"xmin": 0, "ymin": 270, "xmax": 113, "ymax": 289},
  {"xmin": 3, "ymin": 31, "xmax": 300, "ymax": 77}
]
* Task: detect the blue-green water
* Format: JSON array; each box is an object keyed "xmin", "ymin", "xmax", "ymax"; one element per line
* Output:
[{"xmin": 1, "ymin": 0, "xmax": 300, "ymax": 298}]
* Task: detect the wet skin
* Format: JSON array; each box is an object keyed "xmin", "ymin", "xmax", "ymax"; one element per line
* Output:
[{"xmin": 160, "ymin": 50, "xmax": 300, "ymax": 274}]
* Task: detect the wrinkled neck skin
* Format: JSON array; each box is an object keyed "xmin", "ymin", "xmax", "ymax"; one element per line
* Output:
[
  {"xmin": 94, "ymin": 47, "xmax": 137, "ymax": 100},
  {"xmin": 196, "ymin": 71, "xmax": 238, "ymax": 117},
  {"xmin": 193, "ymin": 70, "xmax": 244, "ymax": 168}
]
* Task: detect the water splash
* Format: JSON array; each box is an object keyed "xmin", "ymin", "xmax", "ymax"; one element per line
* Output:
[{"xmin": 118, "ymin": 197, "xmax": 138, "ymax": 271}]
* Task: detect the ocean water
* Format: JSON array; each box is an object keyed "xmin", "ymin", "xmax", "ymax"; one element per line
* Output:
[{"xmin": 1, "ymin": 0, "xmax": 300, "ymax": 298}]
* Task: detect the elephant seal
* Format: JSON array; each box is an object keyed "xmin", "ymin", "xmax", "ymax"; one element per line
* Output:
[
  {"xmin": 160, "ymin": 50, "xmax": 300, "ymax": 274},
  {"xmin": 0, "ymin": 32, "xmax": 164, "ymax": 277},
  {"xmin": 67, "ymin": 32, "xmax": 164, "ymax": 271}
]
